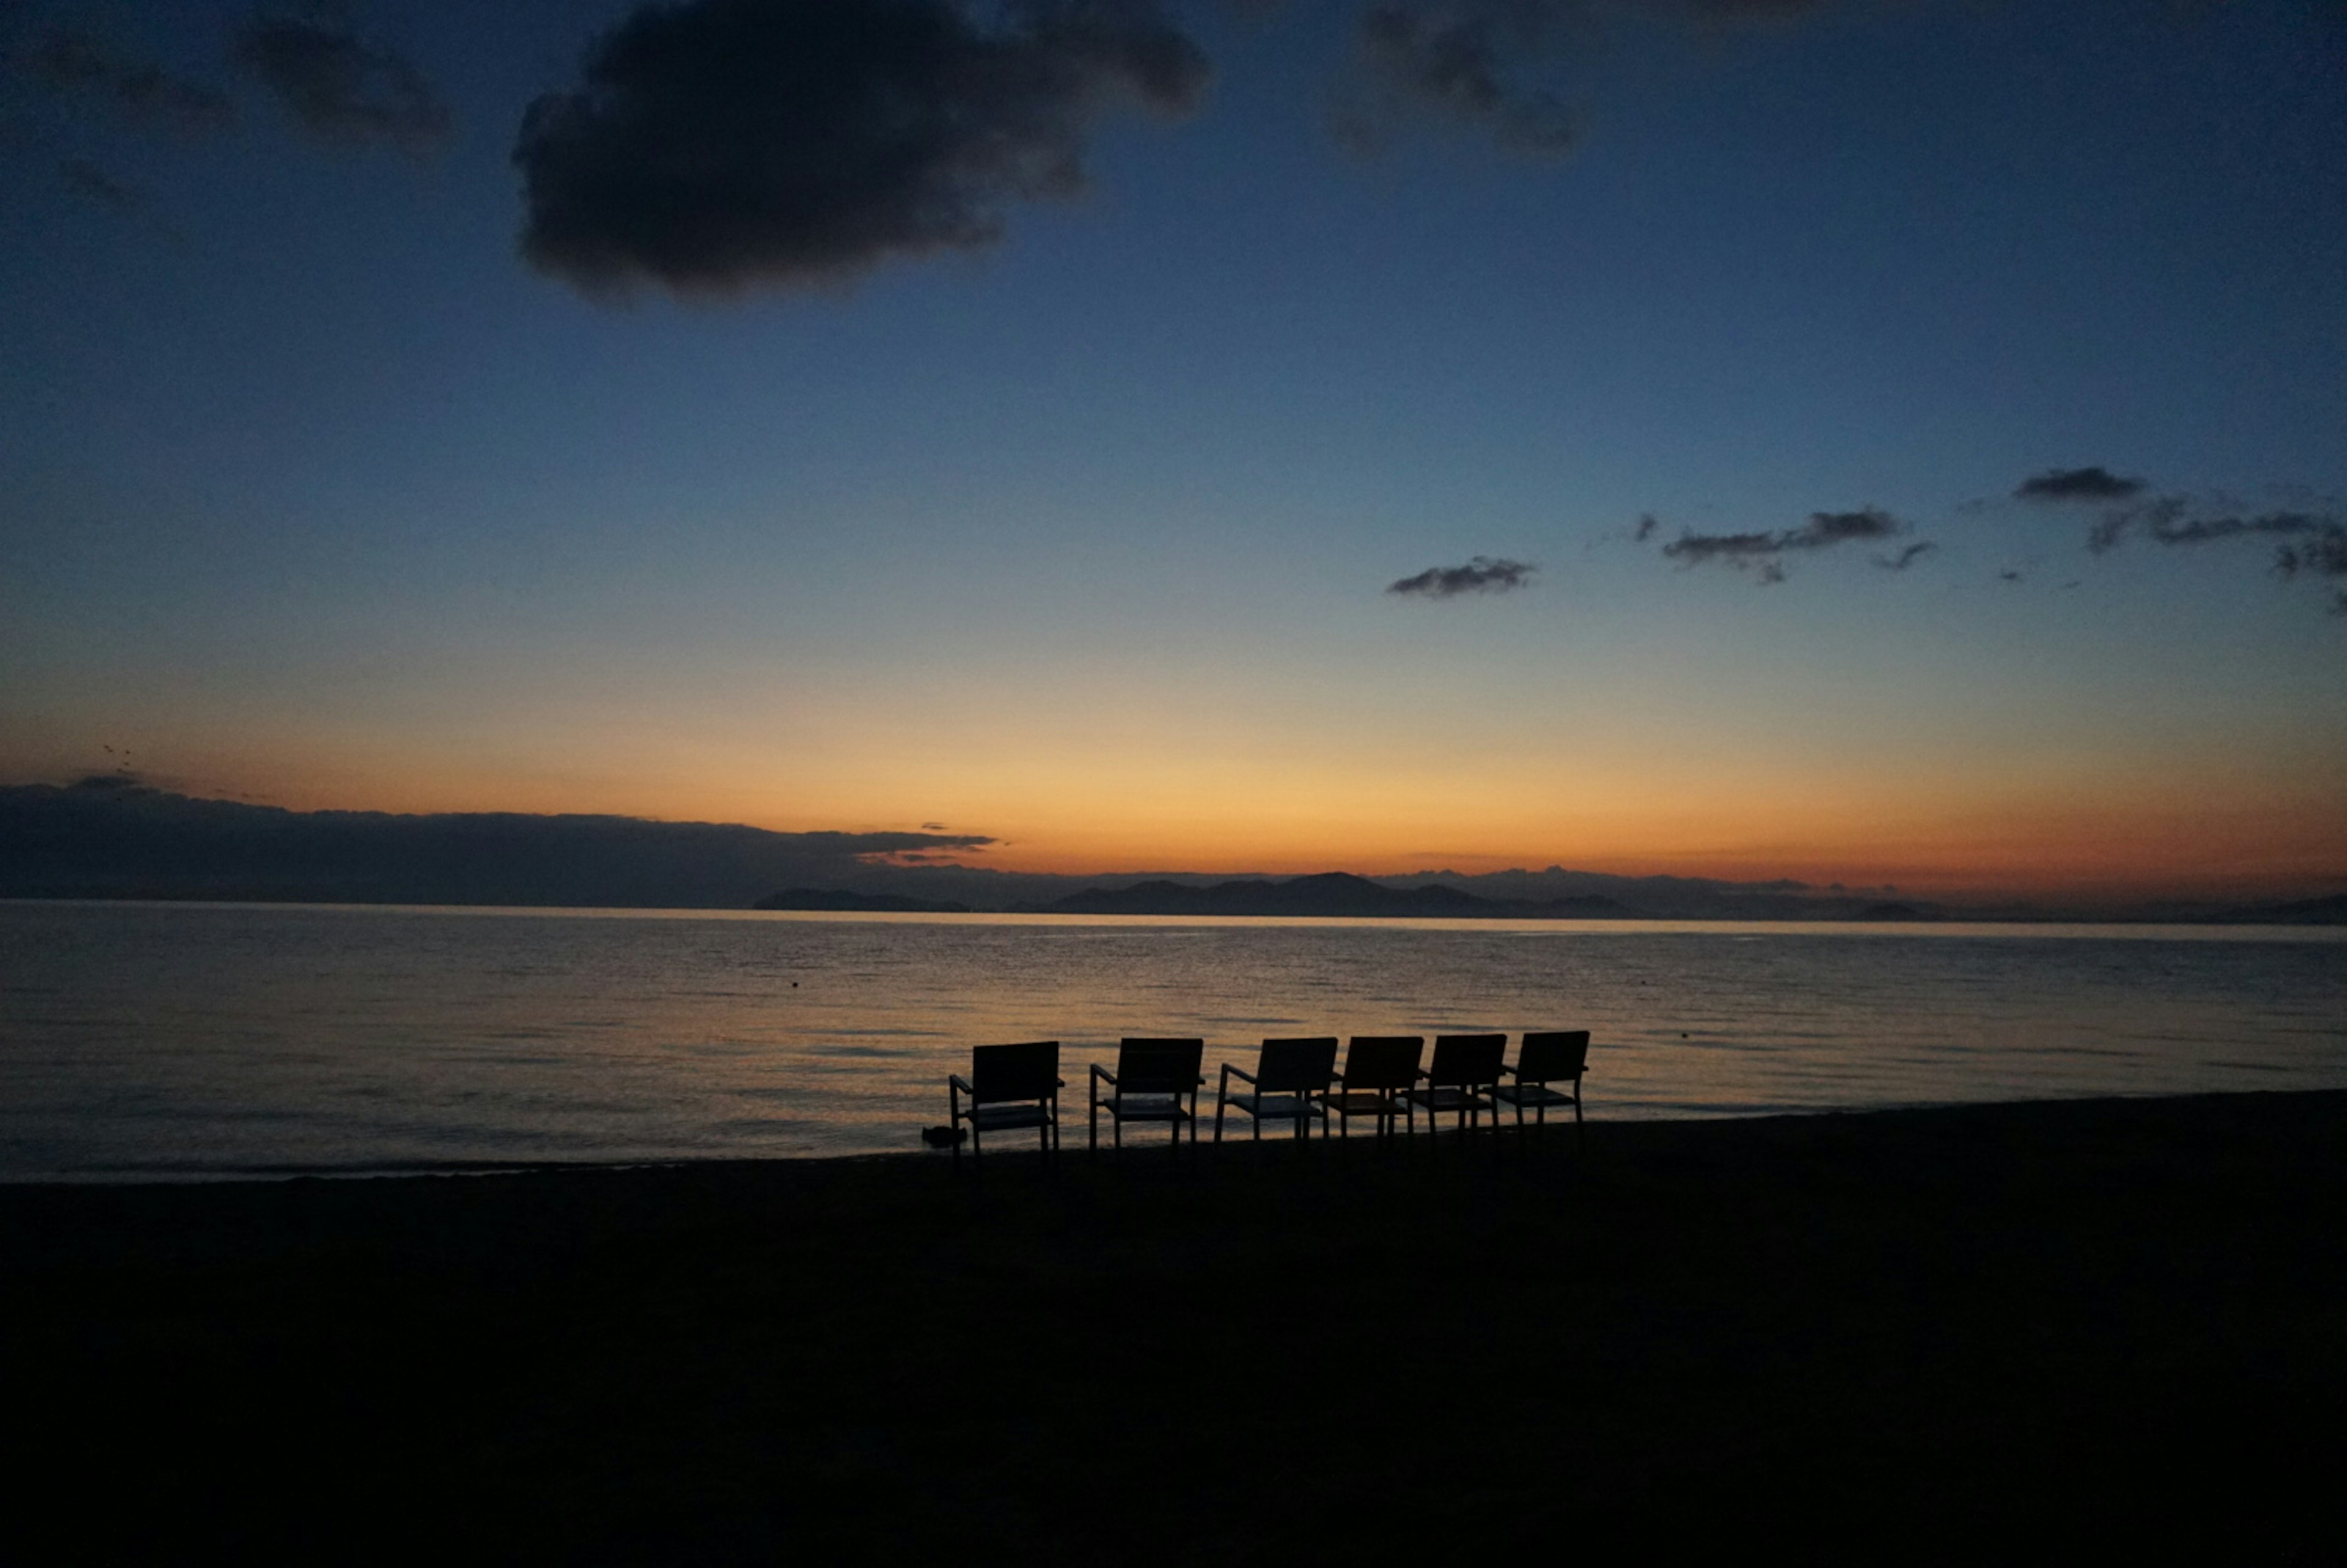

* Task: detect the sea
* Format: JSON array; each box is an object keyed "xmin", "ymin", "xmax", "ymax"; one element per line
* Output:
[{"xmin": 2, "ymin": 899, "xmax": 2343, "ymax": 1181}]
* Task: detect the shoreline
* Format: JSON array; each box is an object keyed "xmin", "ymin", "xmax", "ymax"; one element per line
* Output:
[
  {"xmin": 3, "ymin": 1083, "xmax": 2337, "ymax": 1187},
  {"xmin": 8, "ymin": 1088, "xmax": 2345, "ymax": 1556}
]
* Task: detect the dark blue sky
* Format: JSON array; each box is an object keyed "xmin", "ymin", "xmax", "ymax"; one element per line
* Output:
[{"xmin": 4, "ymin": 0, "xmax": 2343, "ymax": 896}]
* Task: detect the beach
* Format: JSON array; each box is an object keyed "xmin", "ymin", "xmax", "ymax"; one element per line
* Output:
[{"xmin": 7, "ymin": 1090, "xmax": 2343, "ymax": 1561}]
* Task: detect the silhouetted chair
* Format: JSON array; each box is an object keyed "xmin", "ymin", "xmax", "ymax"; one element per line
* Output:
[
  {"xmin": 1326, "ymin": 1036, "xmax": 1424, "ymax": 1139},
  {"xmin": 948, "ymin": 1041, "xmax": 1062, "ymax": 1164},
  {"xmin": 1402, "ymin": 1033, "xmax": 1506, "ymax": 1138},
  {"xmin": 1089, "ymin": 1038, "xmax": 1205, "ymax": 1152},
  {"xmin": 1491, "ymin": 1030, "xmax": 1589, "ymax": 1147},
  {"xmin": 1214, "ymin": 1036, "xmax": 1338, "ymax": 1142}
]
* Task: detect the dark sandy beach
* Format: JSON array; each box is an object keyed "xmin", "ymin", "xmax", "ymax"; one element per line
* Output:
[{"xmin": 6, "ymin": 1091, "xmax": 2344, "ymax": 1563}]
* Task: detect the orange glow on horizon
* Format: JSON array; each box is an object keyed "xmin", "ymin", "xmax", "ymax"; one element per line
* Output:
[{"xmin": 15, "ymin": 703, "xmax": 2343, "ymax": 906}]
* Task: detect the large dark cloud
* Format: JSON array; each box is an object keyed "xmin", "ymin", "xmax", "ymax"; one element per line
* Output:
[
  {"xmin": 2015, "ymin": 466, "xmax": 2147, "ymax": 504},
  {"xmin": 1388, "ymin": 555, "xmax": 1537, "ymax": 596},
  {"xmin": 22, "ymin": 27, "xmax": 237, "ymax": 134},
  {"xmin": 1657, "ymin": 506, "xmax": 1912, "ymax": 584},
  {"xmin": 515, "ymin": 0, "xmax": 1210, "ymax": 298},
  {"xmin": 237, "ymin": 13, "xmax": 452, "ymax": 153},
  {"xmin": 0, "ymin": 781, "xmax": 995, "ymax": 906}
]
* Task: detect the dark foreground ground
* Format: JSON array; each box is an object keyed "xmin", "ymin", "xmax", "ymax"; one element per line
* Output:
[{"xmin": 6, "ymin": 1093, "xmax": 2345, "ymax": 1563}]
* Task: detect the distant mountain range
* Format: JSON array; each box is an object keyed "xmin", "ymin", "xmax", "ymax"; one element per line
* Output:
[
  {"xmin": 1032, "ymin": 872, "xmax": 1638, "ymax": 920},
  {"xmin": 3, "ymin": 780, "xmax": 2339, "ymax": 923}
]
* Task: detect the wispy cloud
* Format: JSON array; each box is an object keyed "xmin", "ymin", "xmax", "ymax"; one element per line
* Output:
[
  {"xmin": 23, "ymin": 28, "xmax": 237, "ymax": 136},
  {"xmin": 1388, "ymin": 555, "xmax": 1537, "ymax": 597},
  {"xmin": 1332, "ymin": 0, "xmax": 1836, "ymax": 157},
  {"xmin": 237, "ymin": 12, "xmax": 451, "ymax": 153},
  {"xmin": 1333, "ymin": 1, "xmax": 1579, "ymax": 157},
  {"xmin": 515, "ymin": 0, "xmax": 1209, "ymax": 299},
  {"xmin": 2056, "ymin": 469, "xmax": 2347, "ymax": 617},
  {"xmin": 1874, "ymin": 541, "xmax": 1935, "ymax": 571}
]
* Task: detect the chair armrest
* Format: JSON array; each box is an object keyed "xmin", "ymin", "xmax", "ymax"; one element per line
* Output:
[
  {"xmin": 1227, "ymin": 1064, "xmax": 1258, "ymax": 1085},
  {"xmin": 1499, "ymin": 1063, "xmax": 1519, "ymax": 1080},
  {"xmin": 1090, "ymin": 1063, "xmax": 1117, "ymax": 1083},
  {"xmin": 949, "ymin": 1075, "xmax": 974, "ymax": 1094}
]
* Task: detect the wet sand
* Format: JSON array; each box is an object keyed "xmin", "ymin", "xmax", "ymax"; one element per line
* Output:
[{"xmin": 6, "ymin": 1091, "xmax": 2344, "ymax": 1561}]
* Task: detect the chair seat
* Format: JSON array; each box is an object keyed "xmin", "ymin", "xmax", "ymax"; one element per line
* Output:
[
  {"xmin": 1227, "ymin": 1093, "xmax": 1324, "ymax": 1119},
  {"xmin": 968, "ymin": 1103, "xmax": 1054, "ymax": 1131},
  {"xmin": 1405, "ymin": 1086, "xmax": 1491, "ymax": 1113},
  {"xmin": 1491, "ymin": 1084, "xmax": 1578, "ymax": 1108},
  {"xmin": 1100, "ymin": 1094, "xmax": 1190, "ymax": 1122},
  {"xmin": 1327, "ymin": 1091, "xmax": 1401, "ymax": 1114}
]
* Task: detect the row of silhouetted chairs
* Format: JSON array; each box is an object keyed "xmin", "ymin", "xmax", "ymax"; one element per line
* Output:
[{"xmin": 943, "ymin": 1031, "xmax": 1590, "ymax": 1161}]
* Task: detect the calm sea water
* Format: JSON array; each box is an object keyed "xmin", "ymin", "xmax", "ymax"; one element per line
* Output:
[{"xmin": 2, "ymin": 899, "xmax": 2343, "ymax": 1179}]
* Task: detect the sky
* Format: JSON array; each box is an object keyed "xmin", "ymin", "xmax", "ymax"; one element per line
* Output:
[{"xmin": 3, "ymin": 0, "xmax": 2343, "ymax": 902}]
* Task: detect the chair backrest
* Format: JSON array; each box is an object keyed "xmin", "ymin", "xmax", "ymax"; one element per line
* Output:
[
  {"xmin": 1428, "ymin": 1033, "xmax": 1507, "ymax": 1088},
  {"xmin": 1515, "ymin": 1030, "xmax": 1590, "ymax": 1082},
  {"xmin": 1343, "ymin": 1035, "xmax": 1425, "ymax": 1091},
  {"xmin": 971, "ymin": 1041, "xmax": 1060, "ymax": 1104},
  {"xmin": 1255, "ymin": 1036, "xmax": 1339, "ymax": 1094},
  {"xmin": 1115, "ymin": 1037, "xmax": 1203, "ymax": 1094}
]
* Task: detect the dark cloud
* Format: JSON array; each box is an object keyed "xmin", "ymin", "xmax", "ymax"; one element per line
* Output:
[
  {"xmin": 2015, "ymin": 465, "xmax": 2146, "ymax": 504},
  {"xmin": 1657, "ymin": 506, "xmax": 1912, "ymax": 582},
  {"xmin": 23, "ymin": 28, "xmax": 237, "ymax": 134},
  {"xmin": 1998, "ymin": 568, "xmax": 2024, "ymax": 583},
  {"xmin": 1658, "ymin": 529, "xmax": 1780, "ymax": 566},
  {"xmin": 1873, "ymin": 541, "xmax": 1935, "ymax": 571},
  {"xmin": 515, "ymin": 0, "xmax": 1210, "ymax": 299},
  {"xmin": 1335, "ymin": 1, "xmax": 1579, "ymax": 157},
  {"xmin": 237, "ymin": 13, "xmax": 452, "ymax": 152},
  {"xmin": 1783, "ymin": 506, "xmax": 1899, "ymax": 548},
  {"xmin": 57, "ymin": 155, "xmax": 138, "ymax": 208},
  {"xmin": 1387, "ymin": 555, "xmax": 1537, "ymax": 596},
  {"xmin": 1633, "ymin": 512, "xmax": 1658, "ymax": 542}
]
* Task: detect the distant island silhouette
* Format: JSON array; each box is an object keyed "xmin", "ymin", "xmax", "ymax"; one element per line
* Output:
[
  {"xmin": 1022, "ymin": 871, "xmax": 1634, "ymax": 920},
  {"xmin": 2, "ymin": 779, "xmax": 2337, "ymax": 923}
]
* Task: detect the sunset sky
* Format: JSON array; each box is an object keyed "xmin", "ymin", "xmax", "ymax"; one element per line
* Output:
[{"xmin": 4, "ymin": 0, "xmax": 2343, "ymax": 899}]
